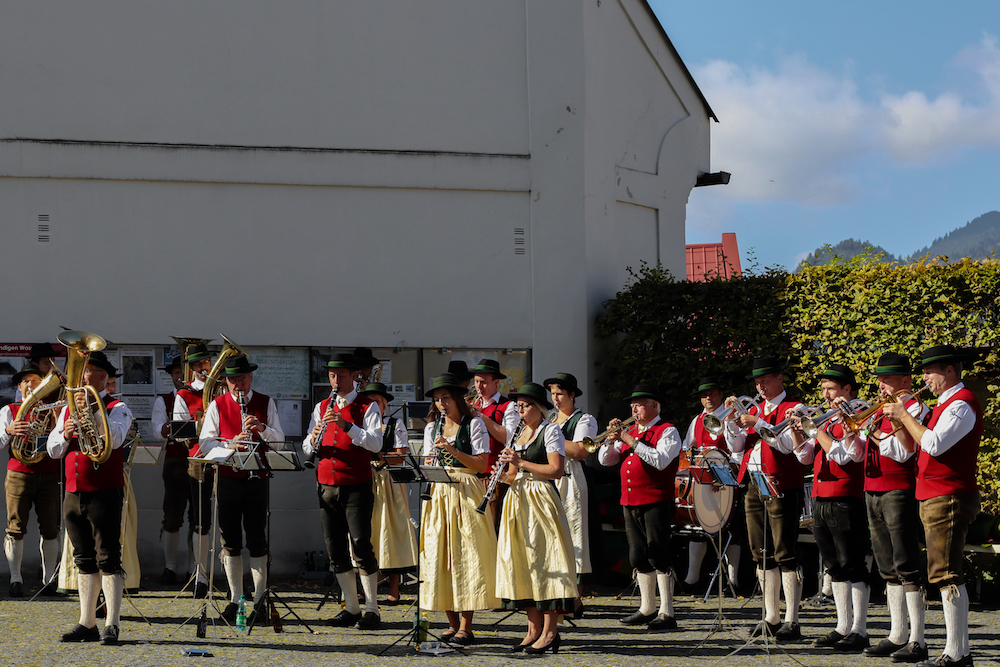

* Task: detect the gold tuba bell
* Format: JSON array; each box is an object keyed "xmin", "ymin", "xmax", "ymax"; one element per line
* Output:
[
  {"xmin": 57, "ymin": 330, "xmax": 114, "ymax": 464},
  {"xmin": 201, "ymin": 334, "xmax": 248, "ymax": 423},
  {"xmin": 11, "ymin": 370, "xmax": 65, "ymax": 465}
]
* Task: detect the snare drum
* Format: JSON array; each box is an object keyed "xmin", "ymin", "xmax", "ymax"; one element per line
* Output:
[{"xmin": 673, "ymin": 448, "xmax": 737, "ymax": 535}]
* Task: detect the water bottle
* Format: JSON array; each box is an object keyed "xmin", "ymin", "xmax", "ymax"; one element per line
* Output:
[
  {"xmin": 196, "ymin": 608, "xmax": 208, "ymax": 638},
  {"xmin": 415, "ymin": 611, "xmax": 428, "ymax": 643},
  {"xmin": 236, "ymin": 595, "xmax": 247, "ymax": 632}
]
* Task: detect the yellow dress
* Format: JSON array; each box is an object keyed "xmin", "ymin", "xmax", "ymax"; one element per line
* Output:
[
  {"xmin": 419, "ymin": 418, "xmax": 499, "ymax": 611},
  {"xmin": 370, "ymin": 464, "xmax": 418, "ymax": 571},
  {"xmin": 496, "ymin": 426, "xmax": 577, "ymax": 611}
]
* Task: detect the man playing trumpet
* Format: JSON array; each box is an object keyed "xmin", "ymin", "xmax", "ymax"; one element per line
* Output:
[{"xmin": 598, "ymin": 385, "xmax": 682, "ymax": 632}]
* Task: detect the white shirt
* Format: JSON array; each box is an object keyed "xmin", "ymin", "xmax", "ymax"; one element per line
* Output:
[
  {"xmin": 172, "ymin": 377, "xmax": 206, "ymax": 421},
  {"xmin": 151, "ymin": 390, "xmax": 177, "ymax": 440},
  {"xmin": 724, "ymin": 390, "xmax": 810, "ymax": 469},
  {"xmin": 919, "ymin": 382, "xmax": 977, "ymax": 456},
  {"xmin": 198, "ymin": 390, "xmax": 285, "ymax": 456},
  {"xmin": 797, "ymin": 415, "xmax": 865, "ymax": 466},
  {"xmin": 47, "ymin": 391, "xmax": 134, "ymax": 459},
  {"xmin": 513, "ymin": 421, "xmax": 567, "ymax": 457},
  {"xmin": 598, "ymin": 415, "xmax": 681, "ymax": 471},
  {"xmin": 384, "ymin": 415, "xmax": 409, "ymax": 452},
  {"xmin": 301, "ymin": 389, "xmax": 383, "ymax": 455},
  {"xmin": 0, "ymin": 404, "xmax": 17, "ymax": 450},
  {"xmin": 873, "ymin": 400, "xmax": 928, "ymax": 463},
  {"xmin": 422, "ymin": 417, "xmax": 489, "ymax": 456},
  {"xmin": 561, "ymin": 409, "xmax": 598, "ymax": 443},
  {"xmin": 479, "ymin": 391, "xmax": 520, "ymax": 441}
]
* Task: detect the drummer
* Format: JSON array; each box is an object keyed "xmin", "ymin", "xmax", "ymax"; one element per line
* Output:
[{"xmin": 678, "ymin": 376, "xmax": 744, "ymax": 596}]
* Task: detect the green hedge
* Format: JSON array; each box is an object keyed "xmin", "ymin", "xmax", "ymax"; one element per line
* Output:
[{"xmin": 595, "ymin": 256, "xmax": 1000, "ymax": 512}]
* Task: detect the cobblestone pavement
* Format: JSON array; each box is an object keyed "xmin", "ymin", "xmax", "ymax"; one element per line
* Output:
[{"xmin": 1, "ymin": 581, "xmax": 998, "ymax": 667}]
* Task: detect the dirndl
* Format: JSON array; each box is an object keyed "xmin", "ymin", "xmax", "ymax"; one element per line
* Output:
[
  {"xmin": 555, "ymin": 457, "xmax": 591, "ymax": 575},
  {"xmin": 419, "ymin": 468, "xmax": 499, "ymax": 611},
  {"xmin": 496, "ymin": 472, "xmax": 577, "ymax": 611},
  {"xmin": 370, "ymin": 466, "xmax": 417, "ymax": 572}
]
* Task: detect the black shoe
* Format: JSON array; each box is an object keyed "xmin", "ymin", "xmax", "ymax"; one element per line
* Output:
[
  {"xmin": 512, "ymin": 634, "xmax": 541, "ymax": 653},
  {"xmin": 865, "ymin": 638, "xmax": 907, "ymax": 657},
  {"xmin": 450, "ymin": 630, "xmax": 475, "ymax": 645},
  {"xmin": 39, "ymin": 582, "xmax": 58, "ymax": 596},
  {"xmin": 892, "ymin": 643, "xmax": 929, "ymax": 663},
  {"xmin": 221, "ymin": 602, "xmax": 238, "ymax": 623},
  {"xmin": 834, "ymin": 632, "xmax": 870, "ymax": 652},
  {"xmin": 750, "ymin": 620, "xmax": 781, "ymax": 638},
  {"xmin": 915, "ymin": 654, "xmax": 972, "ymax": 667},
  {"xmin": 676, "ymin": 579, "xmax": 701, "ymax": 595},
  {"xmin": 8, "ymin": 581, "xmax": 23, "ymax": 598},
  {"xmin": 524, "ymin": 634, "xmax": 560, "ymax": 655},
  {"xmin": 329, "ymin": 609, "xmax": 362, "ymax": 627},
  {"xmin": 60, "ymin": 624, "xmax": 100, "ymax": 643},
  {"xmin": 572, "ymin": 602, "xmax": 586, "ymax": 619},
  {"xmin": 647, "ymin": 614, "xmax": 677, "ymax": 631},
  {"xmin": 775, "ymin": 621, "xmax": 802, "ymax": 642},
  {"xmin": 813, "ymin": 630, "xmax": 845, "ymax": 647},
  {"xmin": 619, "ymin": 610, "xmax": 656, "ymax": 625},
  {"xmin": 101, "ymin": 625, "xmax": 119, "ymax": 646},
  {"xmin": 194, "ymin": 582, "xmax": 209, "ymax": 599},
  {"xmin": 160, "ymin": 568, "xmax": 177, "ymax": 585},
  {"xmin": 356, "ymin": 612, "xmax": 381, "ymax": 630}
]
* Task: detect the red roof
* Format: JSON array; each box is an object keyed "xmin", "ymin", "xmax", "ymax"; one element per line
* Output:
[{"xmin": 686, "ymin": 233, "xmax": 741, "ymax": 281}]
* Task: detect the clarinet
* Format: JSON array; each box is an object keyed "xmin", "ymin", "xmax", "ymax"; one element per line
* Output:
[
  {"xmin": 304, "ymin": 389, "xmax": 336, "ymax": 470},
  {"xmin": 476, "ymin": 417, "xmax": 525, "ymax": 514},
  {"xmin": 419, "ymin": 408, "xmax": 447, "ymax": 501}
]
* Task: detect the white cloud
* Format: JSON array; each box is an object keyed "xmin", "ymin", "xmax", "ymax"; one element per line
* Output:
[{"xmin": 693, "ymin": 34, "xmax": 1000, "ymax": 204}]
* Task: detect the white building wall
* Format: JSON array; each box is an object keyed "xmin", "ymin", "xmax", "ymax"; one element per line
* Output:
[{"xmin": 0, "ymin": 0, "xmax": 712, "ymax": 575}]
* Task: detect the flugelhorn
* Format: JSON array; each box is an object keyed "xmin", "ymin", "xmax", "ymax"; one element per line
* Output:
[
  {"xmin": 581, "ymin": 413, "xmax": 640, "ymax": 453},
  {"xmin": 847, "ymin": 384, "xmax": 928, "ymax": 441},
  {"xmin": 57, "ymin": 330, "xmax": 113, "ymax": 464},
  {"xmin": 10, "ymin": 370, "xmax": 65, "ymax": 465},
  {"xmin": 704, "ymin": 392, "xmax": 764, "ymax": 435},
  {"xmin": 759, "ymin": 405, "xmax": 824, "ymax": 446},
  {"xmin": 799, "ymin": 399, "xmax": 869, "ymax": 440}
]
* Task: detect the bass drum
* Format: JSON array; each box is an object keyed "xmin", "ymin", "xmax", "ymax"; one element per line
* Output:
[{"xmin": 673, "ymin": 448, "xmax": 736, "ymax": 535}]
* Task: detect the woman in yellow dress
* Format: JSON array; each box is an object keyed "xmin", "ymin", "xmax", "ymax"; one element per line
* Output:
[
  {"xmin": 359, "ymin": 382, "xmax": 417, "ymax": 605},
  {"xmin": 496, "ymin": 383, "xmax": 577, "ymax": 654},
  {"xmin": 420, "ymin": 374, "xmax": 498, "ymax": 645}
]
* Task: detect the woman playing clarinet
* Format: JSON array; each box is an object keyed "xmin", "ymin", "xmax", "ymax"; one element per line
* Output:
[
  {"xmin": 495, "ymin": 383, "xmax": 577, "ymax": 655},
  {"xmin": 420, "ymin": 374, "xmax": 498, "ymax": 645}
]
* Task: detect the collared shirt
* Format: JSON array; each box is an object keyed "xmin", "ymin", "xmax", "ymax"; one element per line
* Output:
[
  {"xmin": 46, "ymin": 390, "xmax": 134, "ymax": 459},
  {"xmin": 0, "ymin": 404, "xmax": 17, "ymax": 450},
  {"xmin": 385, "ymin": 416, "xmax": 409, "ymax": 452},
  {"xmin": 301, "ymin": 388, "xmax": 383, "ymax": 455},
  {"xmin": 598, "ymin": 415, "xmax": 681, "ymax": 471},
  {"xmin": 422, "ymin": 417, "xmax": 489, "ymax": 456},
  {"xmin": 797, "ymin": 415, "xmax": 865, "ymax": 466},
  {"xmin": 151, "ymin": 389, "xmax": 177, "ymax": 439},
  {"xmin": 919, "ymin": 382, "xmax": 976, "ymax": 456},
  {"xmin": 724, "ymin": 390, "xmax": 810, "ymax": 469},
  {"xmin": 512, "ymin": 421, "xmax": 567, "ymax": 457},
  {"xmin": 479, "ymin": 391, "xmax": 520, "ymax": 440},
  {"xmin": 561, "ymin": 409, "xmax": 598, "ymax": 443},
  {"xmin": 874, "ymin": 400, "xmax": 928, "ymax": 463},
  {"xmin": 198, "ymin": 390, "xmax": 285, "ymax": 456}
]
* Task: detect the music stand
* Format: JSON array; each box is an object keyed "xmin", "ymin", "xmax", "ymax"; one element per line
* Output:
[
  {"xmin": 378, "ymin": 454, "xmax": 464, "ymax": 656},
  {"xmin": 247, "ymin": 445, "xmax": 315, "ymax": 635}
]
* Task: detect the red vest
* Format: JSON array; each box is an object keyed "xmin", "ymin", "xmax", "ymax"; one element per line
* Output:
[
  {"xmin": 812, "ymin": 423, "xmax": 864, "ymax": 498},
  {"xmin": 214, "ymin": 392, "xmax": 271, "ymax": 479},
  {"xmin": 160, "ymin": 392, "xmax": 187, "ymax": 459},
  {"xmin": 64, "ymin": 394, "xmax": 125, "ymax": 493},
  {"xmin": 864, "ymin": 399, "xmax": 919, "ymax": 493},
  {"xmin": 480, "ymin": 395, "xmax": 513, "ymax": 470},
  {"xmin": 693, "ymin": 412, "xmax": 731, "ymax": 455},
  {"xmin": 315, "ymin": 395, "xmax": 375, "ymax": 486},
  {"xmin": 737, "ymin": 399, "xmax": 805, "ymax": 490},
  {"xmin": 619, "ymin": 421, "xmax": 678, "ymax": 507},
  {"xmin": 916, "ymin": 387, "xmax": 982, "ymax": 501},
  {"xmin": 177, "ymin": 387, "xmax": 206, "ymax": 457},
  {"xmin": 5, "ymin": 403, "xmax": 60, "ymax": 475}
]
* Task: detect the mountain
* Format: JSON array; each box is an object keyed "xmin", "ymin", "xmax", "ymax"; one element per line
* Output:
[{"xmin": 801, "ymin": 211, "xmax": 1000, "ymax": 269}]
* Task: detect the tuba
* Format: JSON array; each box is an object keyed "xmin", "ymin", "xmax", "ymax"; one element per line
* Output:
[
  {"xmin": 10, "ymin": 370, "xmax": 65, "ymax": 465},
  {"xmin": 201, "ymin": 334, "xmax": 248, "ymax": 422},
  {"xmin": 58, "ymin": 330, "xmax": 114, "ymax": 464},
  {"xmin": 170, "ymin": 336, "xmax": 214, "ymax": 384}
]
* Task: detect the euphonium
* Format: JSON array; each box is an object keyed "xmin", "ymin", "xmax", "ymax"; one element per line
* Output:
[
  {"xmin": 10, "ymin": 370, "xmax": 65, "ymax": 465},
  {"xmin": 201, "ymin": 334, "xmax": 248, "ymax": 422},
  {"xmin": 57, "ymin": 330, "xmax": 113, "ymax": 464}
]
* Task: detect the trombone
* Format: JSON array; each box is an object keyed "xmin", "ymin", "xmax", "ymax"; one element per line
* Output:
[
  {"xmin": 704, "ymin": 391, "xmax": 763, "ymax": 436},
  {"xmin": 581, "ymin": 414, "xmax": 640, "ymax": 453}
]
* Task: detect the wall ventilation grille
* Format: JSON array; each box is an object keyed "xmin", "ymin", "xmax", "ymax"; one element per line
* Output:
[
  {"xmin": 38, "ymin": 215, "xmax": 50, "ymax": 242},
  {"xmin": 514, "ymin": 227, "xmax": 526, "ymax": 255}
]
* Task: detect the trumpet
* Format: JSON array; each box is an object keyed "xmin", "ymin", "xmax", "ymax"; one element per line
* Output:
[
  {"xmin": 477, "ymin": 418, "xmax": 525, "ymax": 515},
  {"xmin": 704, "ymin": 392, "xmax": 764, "ymax": 435},
  {"xmin": 580, "ymin": 414, "xmax": 640, "ymax": 453},
  {"xmin": 465, "ymin": 386, "xmax": 480, "ymax": 407},
  {"xmin": 847, "ymin": 384, "xmax": 928, "ymax": 441}
]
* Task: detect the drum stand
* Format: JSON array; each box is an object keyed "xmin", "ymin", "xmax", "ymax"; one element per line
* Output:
[
  {"xmin": 725, "ymin": 472, "xmax": 805, "ymax": 665},
  {"xmin": 378, "ymin": 456, "xmax": 467, "ymax": 656}
]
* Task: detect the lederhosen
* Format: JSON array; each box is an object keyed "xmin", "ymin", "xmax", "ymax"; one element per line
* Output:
[
  {"xmin": 619, "ymin": 422, "xmax": 677, "ymax": 574},
  {"xmin": 314, "ymin": 396, "xmax": 378, "ymax": 574},
  {"xmin": 63, "ymin": 394, "xmax": 126, "ymax": 574},
  {"xmin": 811, "ymin": 422, "xmax": 868, "ymax": 583},
  {"xmin": 178, "ymin": 385, "xmax": 213, "ymax": 536},
  {"xmin": 4, "ymin": 402, "xmax": 61, "ymax": 541},
  {"xmin": 159, "ymin": 391, "xmax": 192, "ymax": 534}
]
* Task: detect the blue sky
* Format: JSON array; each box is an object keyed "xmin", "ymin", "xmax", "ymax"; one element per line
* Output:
[{"xmin": 649, "ymin": 1, "xmax": 1000, "ymax": 270}]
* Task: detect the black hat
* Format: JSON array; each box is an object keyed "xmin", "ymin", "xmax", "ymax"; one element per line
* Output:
[
  {"xmin": 912, "ymin": 345, "xmax": 971, "ymax": 372},
  {"xmin": 222, "ymin": 354, "xmax": 258, "ymax": 377},
  {"xmin": 87, "ymin": 351, "xmax": 117, "ymax": 377},
  {"xmin": 543, "ymin": 372, "xmax": 583, "ymax": 397},
  {"xmin": 360, "ymin": 382, "xmax": 394, "ymax": 402},
  {"xmin": 874, "ymin": 352, "xmax": 911, "ymax": 376},
  {"xmin": 509, "ymin": 383, "xmax": 554, "ymax": 410},
  {"xmin": 446, "ymin": 360, "xmax": 474, "ymax": 383},
  {"xmin": 186, "ymin": 343, "xmax": 213, "ymax": 364},
  {"xmin": 424, "ymin": 373, "xmax": 466, "ymax": 398},
  {"xmin": 627, "ymin": 384, "xmax": 663, "ymax": 404},
  {"xmin": 352, "ymin": 347, "xmax": 379, "ymax": 368},
  {"xmin": 12, "ymin": 363, "xmax": 44, "ymax": 385},
  {"xmin": 29, "ymin": 342, "xmax": 59, "ymax": 361},
  {"xmin": 746, "ymin": 355, "xmax": 786, "ymax": 379},
  {"xmin": 162, "ymin": 357, "xmax": 182, "ymax": 373},
  {"xmin": 326, "ymin": 353, "xmax": 359, "ymax": 370},
  {"xmin": 471, "ymin": 358, "xmax": 507, "ymax": 380},
  {"xmin": 696, "ymin": 376, "xmax": 722, "ymax": 393},
  {"xmin": 818, "ymin": 363, "xmax": 856, "ymax": 387}
]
